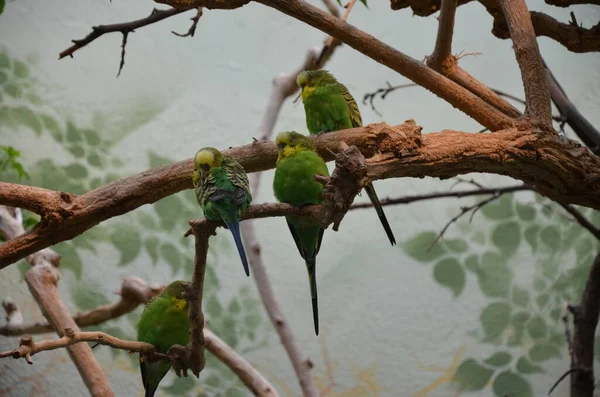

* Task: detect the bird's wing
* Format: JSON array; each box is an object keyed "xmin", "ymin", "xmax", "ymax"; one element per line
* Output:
[
  {"xmin": 224, "ymin": 157, "xmax": 252, "ymax": 202},
  {"xmin": 286, "ymin": 219, "xmax": 307, "ymax": 261},
  {"xmin": 337, "ymin": 82, "xmax": 363, "ymax": 128},
  {"xmin": 197, "ymin": 171, "xmax": 217, "ymax": 207}
]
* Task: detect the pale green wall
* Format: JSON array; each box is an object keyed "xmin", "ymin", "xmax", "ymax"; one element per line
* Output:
[{"xmin": 1, "ymin": 1, "xmax": 600, "ymax": 396}]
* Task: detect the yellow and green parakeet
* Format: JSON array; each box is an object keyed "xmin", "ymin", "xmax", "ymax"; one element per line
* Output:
[
  {"xmin": 193, "ymin": 147, "xmax": 252, "ymax": 276},
  {"xmin": 273, "ymin": 131, "xmax": 330, "ymax": 335},
  {"xmin": 137, "ymin": 280, "xmax": 190, "ymax": 397},
  {"xmin": 297, "ymin": 69, "xmax": 397, "ymax": 246}
]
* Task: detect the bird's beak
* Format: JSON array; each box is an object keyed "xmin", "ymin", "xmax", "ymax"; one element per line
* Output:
[{"xmin": 276, "ymin": 144, "xmax": 285, "ymax": 164}]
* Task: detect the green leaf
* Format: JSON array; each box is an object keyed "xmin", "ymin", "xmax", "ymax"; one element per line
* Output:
[
  {"xmin": 445, "ymin": 239, "xmax": 468, "ymax": 253},
  {"xmin": 0, "ymin": 51, "xmax": 9, "ymax": 70},
  {"xmin": 472, "ymin": 231, "xmax": 486, "ymax": 245},
  {"xmin": 138, "ymin": 212, "xmax": 158, "ymax": 230},
  {"xmin": 67, "ymin": 144, "xmax": 85, "ymax": 158},
  {"xmin": 12, "ymin": 106, "xmax": 42, "ymax": 135},
  {"xmin": 4, "ymin": 84, "xmax": 21, "ymax": 98},
  {"xmin": 516, "ymin": 202, "xmax": 536, "ymax": 221},
  {"xmin": 244, "ymin": 314, "xmax": 261, "ymax": 331},
  {"xmin": 65, "ymin": 163, "xmax": 88, "ymax": 179},
  {"xmin": 507, "ymin": 330, "xmax": 524, "ymax": 347},
  {"xmin": 524, "ymin": 225, "xmax": 539, "ymax": 252},
  {"xmin": 526, "ymin": 316, "xmax": 547, "ymax": 340},
  {"xmin": 205, "ymin": 294, "xmax": 223, "ymax": 318},
  {"xmin": 360, "ymin": 0, "xmax": 368, "ymax": 6},
  {"xmin": 87, "ymin": 154, "xmax": 102, "ymax": 168},
  {"xmin": 491, "ymin": 221, "xmax": 521, "ymax": 257},
  {"xmin": 529, "ymin": 342, "xmax": 561, "ymax": 361},
  {"xmin": 477, "ymin": 251, "xmax": 512, "ymax": 298},
  {"xmin": 511, "ymin": 311, "xmax": 530, "ymax": 330},
  {"xmin": 71, "ymin": 233, "xmax": 97, "ymax": 253},
  {"xmin": 464, "ymin": 254, "xmax": 479, "ymax": 273},
  {"xmin": 0, "ymin": 0, "xmax": 5, "ymax": 15},
  {"xmin": 228, "ymin": 299, "xmax": 242, "ymax": 314},
  {"xmin": 154, "ymin": 195, "xmax": 184, "ymax": 231},
  {"xmin": 83, "ymin": 129, "xmax": 101, "ymax": 146},
  {"xmin": 403, "ymin": 231, "xmax": 445, "ymax": 262},
  {"xmin": 148, "ymin": 151, "xmax": 173, "ymax": 168},
  {"xmin": 65, "ymin": 121, "xmax": 82, "ymax": 143},
  {"xmin": 536, "ymin": 293, "xmax": 549, "ymax": 309},
  {"xmin": 144, "ymin": 236, "xmax": 160, "ymax": 264},
  {"xmin": 481, "ymin": 194, "xmax": 514, "ymax": 220},
  {"xmin": 480, "ymin": 302, "xmax": 511, "ymax": 341},
  {"xmin": 12, "ymin": 60, "xmax": 29, "ymax": 79},
  {"xmin": 433, "ymin": 258, "xmax": 465, "ymax": 297},
  {"xmin": 492, "ymin": 371, "xmax": 532, "ymax": 397},
  {"xmin": 110, "ymin": 224, "xmax": 142, "ymax": 266},
  {"xmin": 516, "ymin": 356, "xmax": 544, "ymax": 374},
  {"xmin": 533, "ymin": 277, "xmax": 546, "ymax": 291},
  {"xmin": 70, "ymin": 280, "xmax": 109, "ymax": 310},
  {"xmin": 40, "ymin": 115, "xmax": 63, "ymax": 141},
  {"xmin": 540, "ymin": 225, "xmax": 561, "ymax": 250},
  {"xmin": 511, "ymin": 286, "xmax": 529, "ymax": 307},
  {"xmin": 161, "ymin": 242, "xmax": 182, "ymax": 273},
  {"xmin": 452, "ymin": 358, "xmax": 493, "ymax": 391},
  {"xmin": 484, "ymin": 352, "xmax": 512, "ymax": 367},
  {"xmin": 54, "ymin": 243, "xmax": 82, "ymax": 279}
]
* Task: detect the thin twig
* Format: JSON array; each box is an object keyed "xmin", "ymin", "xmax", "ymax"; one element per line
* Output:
[
  {"xmin": 172, "ymin": 7, "xmax": 203, "ymax": 37},
  {"xmin": 59, "ymin": 7, "xmax": 192, "ymax": 60},
  {"xmin": 427, "ymin": 0, "xmax": 458, "ymax": 71},
  {"xmin": 559, "ymin": 203, "xmax": 600, "ymax": 241}
]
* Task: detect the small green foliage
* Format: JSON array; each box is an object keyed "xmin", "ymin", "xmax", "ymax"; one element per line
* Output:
[
  {"xmin": 0, "ymin": 0, "xmax": 5, "ymax": 15},
  {"xmin": 0, "ymin": 145, "xmax": 29, "ymax": 179},
  {"xmin": 491, "ymin": 221, "xmax": 521, "ymax": 257},
  {"xmin": 54, "ymin": 243, "xmax": 83, "ymax": 279},
  {"xmin": 144, "ymin": 236, "xmax": 160, "ymax": 264},
  {"xmin": 433, "ymin": 258, "xmax": 465, "ymax": 297},
  {"xmin": 477, "ymin": 252, "xmax": 512, "ymax": 298},
  {"xmin": 526, "ymin": 316, "xmax": 547, "ymax": 340},
  {"xmin": 492, "ymin": 371, "xmax": 532, "ymax": 397},
  {"xmin": 480, "ymin": 194, "xmax": 514, "ymax": 220},
  {"xmin": 516, "ymin": 356, "xmax": 544, "ymax": 374},
  {"xmin": 206, "ymin": 294, "xmax": 223, "ymax": 318},
  {"xmin": 511, "ymin": 286, "xmax": 530, "ymax": 308},
  {"xmin": 516, "ymin": 202, "xmax": 536, "ymax": 221},
  {"xmin": 480, "ymin": 302, "xmax": 511, "ymax": 341},
  {"xmin": 540, "ymin": 225, "xmax": 561, "ymax": 249},
  {"xmin": 483, "ymin": 352, "xmax": 512, "ymax": 367},
  {"xmin": 402, "ymin": 231, "xmax": 445, "ymax": 262},
  {"xmin": 161, "ymin": 242, "xmax": 182, "ymax": 273},
  {"xmin": 444, "ymin": 238, "xmax": 468, "ymax": 253},
  {"xmin": 110, "ymin": 224, "xmax": 142, "ymax": 266},
  {"xmin": 452, "ymin": 358, "xmax": 493, "ymax": 391},
  {"xmin": 528, "ymin": 342, "xmax": 561, "ymax": 361},
  {"xmin": 464, "ymin": 254, "xmax": 479, "ymax": 273},
  {"xmin": 65, "ymin": 163, "xmax": 88, "ymax": 179},
  {"xmin": 70, "ymin": 279, "xmax": 109, "ymax": 310}
]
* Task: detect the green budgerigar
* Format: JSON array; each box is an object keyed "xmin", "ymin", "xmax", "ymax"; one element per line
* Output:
[
  {"xmin": 193, "ymin": 147, "xmax": 252, "ymax": 276},
  {"xmin": 273, "ymin": 131, "xmax": 330, "ymax": 335},
  {"xmin": 297, "ymin": 69, "xmax": 397, "ymax": 246},
  {"xmin": 137, "ymin": 281, "xmax": 190, "ymax": 397}
]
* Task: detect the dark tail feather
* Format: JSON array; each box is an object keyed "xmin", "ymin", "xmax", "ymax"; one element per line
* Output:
[
  {"xmin": 364, "ymin": 182, "xmax": 396, "ymax": 246},
  {"xmin": 307, "ymin": 259, "xmax": 319, "ymax": 335},
  {"xmin": 226, "ymin": 220, "xmax": 250, "ymax": 277}
]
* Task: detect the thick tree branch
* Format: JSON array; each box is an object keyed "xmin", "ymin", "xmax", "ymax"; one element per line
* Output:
[
  {"xmin": 3, "ymin": 121, "xmax": 600, "ymax": 269},
  {"xmin": 0, "ymin": 206, "xmax": 114, "ymax": 396},
  {"xmin": 392, "ymin": 0, "xmax": 600, "ymax": 53},
  {"xmin": 0, "ymin": 277, "xmax": 163, "ymax": 336},
  {"xmin": 499, "ymin": 0, "xmax": 552, "ymax": 126},
  {"xmin": 569, "ymin": 253, "xmax": 600, "ymax": 396}
]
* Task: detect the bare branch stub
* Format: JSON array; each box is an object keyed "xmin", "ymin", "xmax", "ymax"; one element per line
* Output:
[{"xmin": 172, "ymin": 7, "xmax": 203, "ymax": 37}]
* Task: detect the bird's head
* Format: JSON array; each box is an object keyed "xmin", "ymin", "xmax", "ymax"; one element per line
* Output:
[
  {"xmin": 161, "ymin": 280, "xmax": 190, "ymax": 312},
  {"xmin": 275, "ymin": 131, "xmax": 315, "ymax": 163},
  {"xmin": 193, "ymin": 147, "xmax": 224, "ymax": 183},
  {"xmin": 296, "ymin": 70, "xmax": 338, "ymax": 100}
]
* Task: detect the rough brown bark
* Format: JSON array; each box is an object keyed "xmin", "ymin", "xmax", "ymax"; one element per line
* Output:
[
  {"xmin": 2, "ymin": 121, "xmax": 600, "ymax": 269},
  {"xmin": 499, "ymin": 0, "xmax": 552, "ymax": 126}
]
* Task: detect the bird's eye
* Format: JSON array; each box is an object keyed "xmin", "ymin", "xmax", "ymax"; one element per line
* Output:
[
  {"xmin": 278, "ymin": 142, "xmax": 286, "ymax": 150},
  {"xmin": 201, "ymin": 164, "xmax": 210, "ymax": 171}
]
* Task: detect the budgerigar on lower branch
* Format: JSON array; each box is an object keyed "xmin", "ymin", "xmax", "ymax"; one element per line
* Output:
[
  {"xmin": 296, "ymin": 69, "xmax": 397, "ymax": 246},
  {"xmin": 137, "ymin": 281, "xmax": 190, "ymax": 397},
  {"xmin": 193, "ymin": 147, "xmax": 253, "ymax": 277},
  {"xmin": 273, "ymin": 131, "xmax": 330, "ymax": 335}
]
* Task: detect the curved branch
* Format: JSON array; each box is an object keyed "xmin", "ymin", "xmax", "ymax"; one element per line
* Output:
[{"xmin": 2, "ymin": 121, "xmax": 600, "ymax": 269}]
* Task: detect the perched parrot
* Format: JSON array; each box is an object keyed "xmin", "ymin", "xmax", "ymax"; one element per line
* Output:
[
  {"xmin": 193, "ymin": 147, "xmax": 252, "ymax": 277},
  {"xmin": 296, "ymin": 69, "xmax": 397, "ymax": 246},
  {"xmin": 273, "ymin": 131, "xmax": 330, "ymax": 335},
  {"xmin": 137, "ymin": 280, "xmax": 190, "ymax": 397}
]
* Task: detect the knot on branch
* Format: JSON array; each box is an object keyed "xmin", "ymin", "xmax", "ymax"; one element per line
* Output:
[
  {"xmin": 318, "ymin": 143, "xmax": 368, "ymax": 231},
  {"xmin": 371, "ymin": 121, "xmax": 423, "ymax": 159}
]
